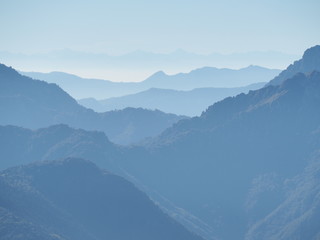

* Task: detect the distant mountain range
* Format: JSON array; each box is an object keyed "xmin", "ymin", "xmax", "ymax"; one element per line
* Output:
[
  {"xmin": 78, "ymin": 83, "xmax": 265, "ymax": 116},
  {"xmin": 21, "ymin": 65, "xmax": 280, "ymax": 99},
  {"xmin": 0, "ymin": 64, "xmax": 185, "ymax": 145},
  {"xmin": 2, "ymin": 49, "xmax": 296, "ymax": 82},
  {"xmin": 0, "ymin": 158, "xmax": 203, "ymax": 240},
  {"xmin": 0, "ymin": 124, "xmax": 118, "ymax": 170}
]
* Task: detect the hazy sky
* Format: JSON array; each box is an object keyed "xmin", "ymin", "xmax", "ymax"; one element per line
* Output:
[{"xmin": 1, "ymin": 0, "xmax": 319, "ymax": 55}]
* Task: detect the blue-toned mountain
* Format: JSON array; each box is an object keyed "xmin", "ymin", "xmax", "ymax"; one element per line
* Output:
[
  {"xmin": 0, "ymin": 158, "xmax": 203, "ymax": 240},
  {"xmin": 0, "ymin": 64, "xmax": 185, "ymax": 145},
  {"xmin": 268, "ymin": 45, "xmax": 320, "ymax": 85},
  {"xmin": 118, "ymin": 71, "xmax": 320, "ymax": 239}
]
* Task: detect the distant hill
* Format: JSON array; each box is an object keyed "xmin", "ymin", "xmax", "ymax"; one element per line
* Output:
[
  {"xmin": 141, "ymin": 65, "xmax": 279, "ymax": 89},
  {"xmin": 21, "ymin": 65, "xmax": 280, "ymax": 99},
  {"xmin": 3, "ymin": 49, "xmax": 295, "ymax": 83},
  {"xmin": 0, "ymin": 124, "xmax": 118, "ymax": 170},
  {"xmin": 0, "ymin": 158, "xmax": 203, "ymax": 240},
  {"xmin": 268, "ymin": 45, "xmax": 320, "ymax": 85},
  {"xmin": 0, "ymin": 64, "xmax": 185, "ymax": 145},
  {"xmin": 78, "ymin": 83, "xmax": 265, "ymax": 116}
]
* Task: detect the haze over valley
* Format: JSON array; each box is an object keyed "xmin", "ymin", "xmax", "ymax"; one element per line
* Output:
[{"xmin": 1, "ymin": 1, "xmax": 320, "ymax": 240}]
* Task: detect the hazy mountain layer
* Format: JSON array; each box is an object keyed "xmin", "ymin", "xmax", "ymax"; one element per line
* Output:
[
  {"xmin": 0, "ymin": 124, "xmax": 118, "ymax": 170},
  {"xmin": 78, "ymin": 83, "xmax": 265, "ymax": 116},
  {"xmin": 21, "ymin": 65, "xmax": 280, "ymax": 99},
  {"xmin": 0, "ymin": 63, "xmax": 185, "ymax": 145},
  {"xmin": 3, "ymin": 49, "xmax": 293, "ymax": 83}
]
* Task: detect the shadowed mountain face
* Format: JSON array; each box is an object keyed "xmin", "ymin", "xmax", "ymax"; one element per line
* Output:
[
  {"xmin": 0, "ymin": 64, "xmax": 186, "ymax": 145},
  {"xmin": 21, "ymin": 65, "xmax": 280, "ymax": 99},
  {"xmin": 78, "ymin": 83, "xmax": 265, "ymax": 116},
  {"xmin": 268, "ymin": 45, "xmax": 320, "ymax": 86},
  {"xmin": 0, "ymin": 158, "xmax": 203, "ymax": 240}
]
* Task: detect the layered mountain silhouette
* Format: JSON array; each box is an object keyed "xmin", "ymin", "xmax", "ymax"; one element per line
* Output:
[
  {"xmin": 1, "ymin": 45, "xmax": 320, "ymax": 240},
  {"xmin": 4, "ymin": 49, "xmax": 294, "ymax": 83},
  {"xmin": 78, "ymin": 83, "xmax": 265, "ymax": 116},
  {"xmin": 142, "ymin": 66, "xmax": 279, "ymax": 89},
  {"xmin": 268, "ymin": 45, "xmax": 320, "ymax": 85},
  {"xmin": 2, "ymin": 71, "xmax": 320, "ymax": 239},
  {"xmin": 0, "ymin": 124, "xmax": 215, "ymax": 239},
  {"xmin": 0, "ymin": 64, "xmax": 185, "ymax": 145},
  {"xmin": 0, "ymin": 158, "xmax": 203, "ymax": 240},
  {"xmin": 116, "ymin": 71, "xmax": 320, "ymax": 239},
  {"xmin": 21, "ymin": 66, "xmax": 280, "ymax": 99}
]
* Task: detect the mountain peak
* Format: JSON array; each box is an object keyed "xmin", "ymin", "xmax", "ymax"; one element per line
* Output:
[
  {"xmin": 268, "ymin": 45, "xmax": 320, "ymax": 86},
  {"xmin": 153, "ymin": 70, "xmax": 166, "ymax": 76},
  {"xmin": 302, "ymin": 45, "xmax": 320, "ymax": 59},
  {"xmin": 0, "ymin": 63, "xmax": 21, "ymax": 79},
  {"xmin": 143, "ymin": 70, "xmax": 167, "ymax": 82}
]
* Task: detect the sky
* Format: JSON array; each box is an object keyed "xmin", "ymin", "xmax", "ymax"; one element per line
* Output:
[{"xmin": 0, "ymin": 0, "xmax": 319, "ymax": 81}]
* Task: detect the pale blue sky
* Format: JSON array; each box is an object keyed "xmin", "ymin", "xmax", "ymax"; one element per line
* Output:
[{"xmin": 1, "ymin": 0, "xmax": 319, "ymax": 55}]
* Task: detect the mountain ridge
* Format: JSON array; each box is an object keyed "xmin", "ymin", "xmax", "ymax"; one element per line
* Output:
[
  {"xmin": 78, "ymin": 82, "xmax": 266, "ymax": 116},
  {"xmin": 268, "ymin": 45, "xmax": 320, "ymax": 86},
  {"xmin": 0, "ymin": 63, "xmax": 185, "ymax": 145},
  {"xmin": 0, "ymin": 157, "xmax": 203, "ymax": 240},
  {"xmin": 117, "ymin": 71, "xmax": 320, "ymax": 239},
  {"xmin": 21, "ymin": 65, "xmax": 280, "ymax": 99}
]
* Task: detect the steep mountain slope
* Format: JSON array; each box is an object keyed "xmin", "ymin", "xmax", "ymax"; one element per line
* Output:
[
  {"xmin": 245, "ymin": 154, "xmax": 320, "ymax": 240},
  {"xmin": 117, "ymin": 71, "xmax": 320, "ymax": 240},
  {"xmin": 0, "ymin": 64, "xmax": 185, "ymax": 145},
  {"xmin": 21, "ymin": 65, "xmax": 280, "ymax": 99},
  {"xmin": 0, "ymin": 124, "xmax": 214, "ymax": 239},
  {"xmin": 268, "ymin": 45, "xmax": 320, "ymax": 85},
  {"xmin": 0, "ymin": 158, "xmax": 203, "ymax": 240},
  {"xmin": 78, "ymin": 82, "xmax": 265, "ymax": 116}
]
